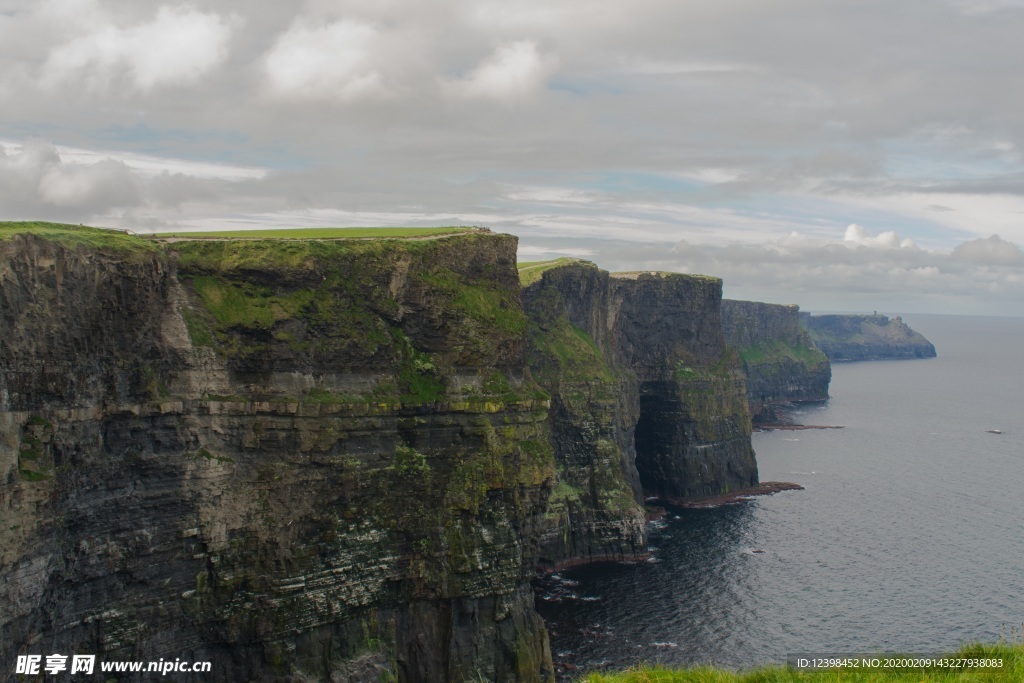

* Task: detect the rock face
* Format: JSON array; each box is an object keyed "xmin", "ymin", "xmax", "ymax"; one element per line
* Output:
[
  {"xmin": 722, "ymin": 300, "xmax": 831, "ymax": 422},
  {"xmin": 524, "ymin": 264, "xmax": 757, "ymax": 531},
  {"xmin": 800, "ymin": 313, "xmax": 937, "ymax": 361},
  {"xmin": 2, "ymin": 227, "xmax": 767, "ymax": 681},
  {"xmin": 522, "ymin": 264, "xmax": 646, "ymax": 570},
  {"xmin": 1, "ymin": 227, "xmax": 554, "ymax": 682},
  {"xmin": 611, "ymin": 274, "xmax": 756, "ymax": 503}
]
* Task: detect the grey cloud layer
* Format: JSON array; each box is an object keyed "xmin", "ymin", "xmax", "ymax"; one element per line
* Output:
[
  {"xmin": 2, "ymin": 1, "xmax": 1024, "ymax": 313},
  {"xmin": 572, "ymin": 231, "xmax": 1024, "ymax": 315}
]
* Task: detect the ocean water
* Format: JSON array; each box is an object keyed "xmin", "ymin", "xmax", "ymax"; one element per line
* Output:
[{"xmin": 536, "ymin": 314, "xmax": 1024, "ymax": 676}]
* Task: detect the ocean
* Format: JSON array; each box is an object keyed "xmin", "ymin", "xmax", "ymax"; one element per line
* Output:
[{"xmin": 536, "ymin": 313, "xmax": 1024, "ymax": 676}]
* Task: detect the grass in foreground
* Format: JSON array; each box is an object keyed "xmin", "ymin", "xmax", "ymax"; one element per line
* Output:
[
  {"xmin": 579, "ymin": 643, "xmax": 1023, "ymax": 683},
  {"xmin": 150, "ymin": 226, "xmax": 474, "ymax": 239}
]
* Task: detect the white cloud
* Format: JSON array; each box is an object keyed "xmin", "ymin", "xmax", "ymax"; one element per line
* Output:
[
  {"xmin": 447, "ymin": 41, "xmax": 556, "ymax": 102},
  {"xmin": 263, "ymin": 18, "xmax": 388, "ymax": 102},
  {"xmin": 579, "ymin": 226, "xmax": 1024, "ymax": 314},
  {"xmin": 504, "ymin": 185, "xmax": 597, "ymax": 204},
  {"xmin": 0, "ymin": 140, "xmax": 139, "ymax": 213},
  {"xmin": 843, "ymin": 223, "xmax": 917, "ymax": 249},
  {"xmin": 951, "ymin": 234, "xmax": 1024, "ymax": 265},
  {"xmin": 37, "ymin": 158, "xmax": 138, "ymax": 208},
  {"xmin": 39, "ymin": 142, "xmax": 267, "ymax": 181},
  {"xmin": 517, "ymin": 244, "xmax": 595, "ymax": 259},
  {"xmin": 42, "ymin": 5, "xmax": 234, "ymax": 92},
  {"xmin": 0, "ymin": 139, "xmax": 267, "ymax": 222},
  {"xmin": 831, "ymin": 193, "xmax": 1024, "ymax": 246}
]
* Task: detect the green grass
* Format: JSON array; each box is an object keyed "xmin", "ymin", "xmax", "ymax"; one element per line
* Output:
[
  {"xmin": 150, "ymin": 226, "xmax": 474, "ymax": 239},
  {"xmin": 518, "ymin": 257, "xmax": 586, "ymax": 286},
  {"xmin": 738, "ymin": 339, "xmax": 828, "ymax": 370},
  {"xmin": 580, "ymin": 643, "xmax": 1023, "ymax": 682},
  {"xmin": 610, "ymin": 271, "xmax": 722, "ymax": 284},
  {"xmin": 420, "ymin": 269, "xmax": 528, "ymax": 336},
  {"xmin": 530, "ymin": 318, "xmax": 614, "ymax": 385},
  {"xmin": 188, "ymin": 275, "xmax": 315, "ymax": 330},
  {"xmin": 0, "ymin": 221, "xmax": 155, "ymax": 253},
  {"xmin": 524, "ymin": 280, "xmax": 615, "ymax": 387}
]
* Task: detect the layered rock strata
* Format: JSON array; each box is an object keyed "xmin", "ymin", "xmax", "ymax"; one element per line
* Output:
[
  {"xmin": 3, "ymin": 225, "xmax": 770, "ymax": 681},
  {"xmin": 800, "ymin": 313, "xmax": 936, "ymax": 361},
  {"xmin": 1, "ymin": 226, "xmax": 554, "ymax": 682},
  {"xmin": 522, "ymin": 264, "xmax": 646, "ymax": 570},
  {"xmin": 722, "ymin": 300, "xmax": 831, "ymax": 422},
  {"xmin": 612, "ymin": 273, "xmax": 757, "ymax": 502},
  {"xmin": 523, "ymin": 263, "xmax": 758, "ymax": 527}
]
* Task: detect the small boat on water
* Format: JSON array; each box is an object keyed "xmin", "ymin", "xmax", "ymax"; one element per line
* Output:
[{"xmin": 986, "ymin": 429, "xmax": 1004, "ymax": 434}]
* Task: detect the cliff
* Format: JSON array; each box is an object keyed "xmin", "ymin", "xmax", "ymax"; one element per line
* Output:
[
  {"xmin": 721, "ymin": 300, "xmax": 831, "ymax": 422},
  {"xmin": 800, "ymin": 313, "xmax": 937, "ymax": 361},
  {"xmin": 1, "ymin": 224, "xmax": 554, "ymax": 682},
  {"xmin": 521, "ymin": 263, "xmax": 646, "ymax": 570},
  {"xmin": 523, "ymin": 262, "xmax": 757, "ymax": 521},
  {"xmin": 2, "ymin": 225, "xmax": 767, "ymax": 681}
]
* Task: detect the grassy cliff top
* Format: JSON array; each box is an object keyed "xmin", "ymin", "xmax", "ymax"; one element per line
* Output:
[
  {"xmin": 517, "ymin": 257, "xmax": 594, "ymax": 286},
  {"xmin": 1, "ymin": 222, "xmax": 483, "ymax": 248},
  {"xmin": 611, "ymin": 270, "xmax": 721, "ymax": 284},
  {"xmin": 150, "ymin": 226, "xmax": 479, "ymax": 240},
  {"xmin": 0, "ymin": 221, "xmax": 156, "ymax": 253}
]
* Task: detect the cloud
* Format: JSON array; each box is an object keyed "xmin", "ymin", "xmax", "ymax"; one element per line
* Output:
[
  {"xmin": 0, "ymin": 140, "xmax": 139, "ymax": 215},
  {"xmin": 571, "ymin": 226, "xmax": 1024, "ymax": 314},
  {"xmin": 0, "ymin": 139, "xmax": 267, "ymax": 222},
  {"xmin": 42, "ymin": 5, "xmax": 234, "ymax": 92},
  {"xmin": 2, "ymin": 0, "xmax": 1024, "ymax": 317},
  {"xmin": 844, "ymin": 223, "xmax": 917, "ymax": 249},
  {"xmin": 37, "ymin": 158, "xmax": 139, "ymax": 208},
  {"xmin": 517, "ymin": 244, "xmax": 595, "ymax": 259},
  {"xmin": 446, "ymin": 41, "xmax": 556, "ymax": 101},
  {"xmin": 951, "ymin": 234, "xmax": 1024, "ymax": 265},
  {"xmin": 263, "ymin": 18, "xmax": 389, "ymax": 102}
]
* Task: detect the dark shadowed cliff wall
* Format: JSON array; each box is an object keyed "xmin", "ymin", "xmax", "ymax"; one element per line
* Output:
[
  {"xmin": 3, "ymin": 229, "xmax": 771, "ymax": 681},
  {"xmin": 522, "ymin": 263, "xmax": 646, "ymax": 570},
  {"xmin": 722, "ymin": 300, "xmax": 831, "ymax": 422},
  {"xmin": 1, "ymin": 228, "xmax": 554, "ymax": 682},
  {"xmin": 523, "ymin": 264, "xmax": 758, "ymax": 533},
  {"xmin": 611, "ymin": 274, "xmax": 756, "ymax": 502}
]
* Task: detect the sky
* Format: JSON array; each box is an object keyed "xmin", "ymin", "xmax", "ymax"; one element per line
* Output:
[{"xmin": 2, "ymin": 0, "xmax": 1024, "ymax": 315}]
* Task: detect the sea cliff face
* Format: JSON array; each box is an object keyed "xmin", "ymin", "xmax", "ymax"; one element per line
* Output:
[
  {"xmin": 523, "ymin": 264, "xmax": 757, "ymax": 529},
  {"xmin": 721, "ymin": 300, "xmax": 831, "ymax": 422},
  {"xmin": 522, "ymin": 263, "xmax": 646, "ymax": 570},
  {"xmin": 611, "ymin": 274, "xmax": 756, "ymax": 502},
  {"xmin": 800, "ymin": 313, "xmax": 937, "ymax": 361},
  {"xmin": 2, "ymin": 227, "xmax": 767, "ymax": 682},
  {"xmin": 1, "ymin": 227, "xmax": 554, "ymax": 682}
]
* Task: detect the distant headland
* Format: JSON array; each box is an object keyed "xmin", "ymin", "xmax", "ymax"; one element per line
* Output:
[{"xmin": 799, "ymin": 312, "xmax": 937, "ymax": 362}]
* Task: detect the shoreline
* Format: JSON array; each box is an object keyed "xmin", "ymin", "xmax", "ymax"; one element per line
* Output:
[
  {"xmin": 753, "ymin": 423, "xmax": 844, "ymax": 431},
  {"xmin": 649, "ymin": 481, "xmax": 805, "ymax": 509}
]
